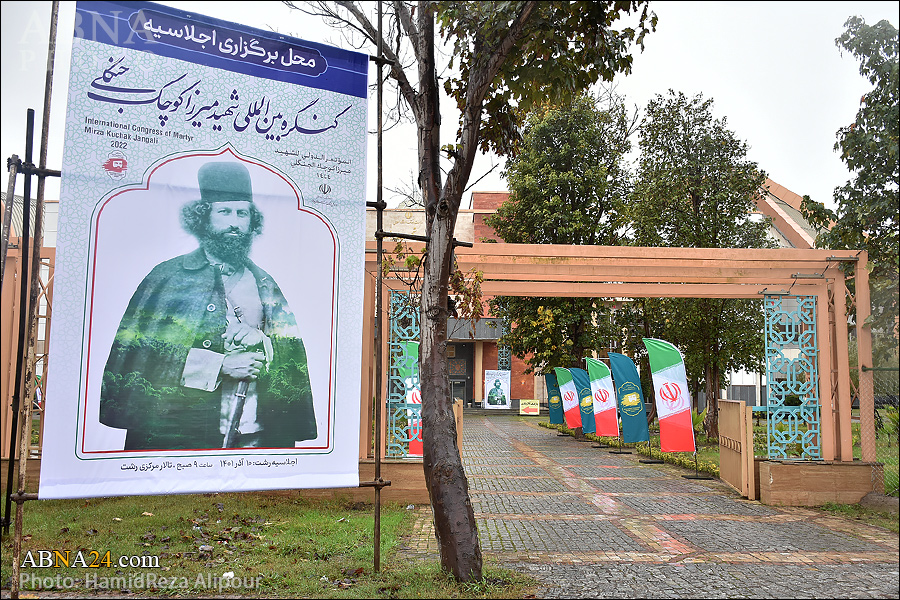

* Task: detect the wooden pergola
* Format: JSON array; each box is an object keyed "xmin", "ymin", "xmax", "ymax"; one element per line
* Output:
[{"xmin": 360, "ymin": 242, "xmax": 875, "ymax": 466}]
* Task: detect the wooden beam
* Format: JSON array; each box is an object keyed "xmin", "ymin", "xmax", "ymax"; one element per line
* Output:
[
  {"xmin": 832, "ymin": 272, "xmax": 854, "ymax": 462},
  {"xmin": 359, "ymin": 271, "xmax": 375, "ymax": 460},
  {"xmin": 360, "ymin": 239, "xmax": 860, "ymax": 469},
  {"xmin": 855, "ymin": 253, "xmax": 876, "ymax": 463},
  {"xmin": 480, "ymin": 281, "xmax": 823, "ymax": 299},
  {"xmin": 816, "ymin": 283, "xmax": 835, "ymax": 462}
]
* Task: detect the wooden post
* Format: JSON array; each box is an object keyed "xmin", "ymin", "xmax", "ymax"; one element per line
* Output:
[
  {"xmin": 378, "ymin": 279, "xmax": 389, "ymax": 460},
  {"xmin": 453, "ymin": 398, "xmax": 463, "ymax": 450},
  {"xmin": 832, "ymin": 271, "xmax": 854, "ymax": 461},
  {"xmin": 474, "ymin": 342, "xmax": 483, "ymax": 407},
  {"xmin": 745, "ymin": 405, "xmax": 756, "ymax": 500},
  {"xmin": 816, "ymin": 283, "xmax": 835, "ymax": 461},
  {"xmin": 359, "ymin": 270, "xmax": 376, "ymax": 459},
  {"xmin": 855, "ymin": 253, "xmax": 875, "ymax": 463},
  {"xmin": 0, "ymin": 156, "xmax": 20, "ymax": 287}
]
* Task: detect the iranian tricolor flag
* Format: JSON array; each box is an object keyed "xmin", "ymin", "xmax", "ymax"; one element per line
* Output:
[
  {"xmin": 585, "ymin": 357, "xmax": 619, "ymax": 437},
  {"xmin": 553, "ymin": 367, "xmax": 582, "ymax": 429},
  {"xmin": 642, "ymin": 339, "xmax": 696, "ymax": 452}
]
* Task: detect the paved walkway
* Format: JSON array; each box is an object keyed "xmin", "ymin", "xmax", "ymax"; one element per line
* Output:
[{"xmin": 405, "ymin": 414, "xmax": 899, "ymax": 599}]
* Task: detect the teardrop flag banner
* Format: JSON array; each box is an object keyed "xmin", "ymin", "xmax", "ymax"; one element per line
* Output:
[
  {"xmin": 544, "ymin": 372, "xmax": 565, "ymax": 425},
  {"xmin": 607, "ymin": 353, "xmax": 650, "ymax": 443},
  {"xmin": 399, "ymin": 341, "xmax": 423, "ymax": 457},
  {"xmin": 553, "ymin": 367, "xmax": 582, "ymax": 430},
  {"xmin": 569, "ymin": 368, "xmax": 596, "ymax": 435},
  {"xmin": 585, "ymin": 357, "xmax": 619, "ymax": 437},
  {"xmin": 642, "ymin": 338, "xmax": 696, "ymax": 453}
]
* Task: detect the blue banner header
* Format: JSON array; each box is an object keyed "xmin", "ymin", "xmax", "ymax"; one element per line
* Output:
[{"xmin": 74, "ymin": 1, "xmax": 368, "ymax": 98}]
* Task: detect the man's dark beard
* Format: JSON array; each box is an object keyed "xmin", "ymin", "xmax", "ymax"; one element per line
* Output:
[{"xmin": 202, "ymin": 228, "xmax": 254, "ymax": 266}]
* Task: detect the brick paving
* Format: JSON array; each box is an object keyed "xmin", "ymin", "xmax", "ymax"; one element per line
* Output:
[{"xmin": 404, "ymin": 414, "xmax": 900, "ymax": 599}]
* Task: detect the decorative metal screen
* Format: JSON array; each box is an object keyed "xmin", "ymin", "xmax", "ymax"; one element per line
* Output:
[
  {"xmin": 764, "ymin": 294, "xmax": 821, "ymax": 460},
  {"xmin": 387, "ymin": 290, "xmax": 421, "ymax": 457},
  {"xmin": 497, "ymin": 318, "xmax": 511, "ymax": 370}
]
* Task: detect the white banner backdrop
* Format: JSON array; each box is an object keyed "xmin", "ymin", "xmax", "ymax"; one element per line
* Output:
[
  {"xmin": 39, "ymin": 0, "xmax": 368, "ymax": 498},
  {"xmin": 484, "ymin": 370, "xmax": 511, "ymax": 410}
]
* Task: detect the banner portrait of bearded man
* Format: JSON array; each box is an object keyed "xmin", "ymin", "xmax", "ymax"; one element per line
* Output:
[{"xmin": 99, "ymin": 160, "xmax": 317, "ymax": 451}]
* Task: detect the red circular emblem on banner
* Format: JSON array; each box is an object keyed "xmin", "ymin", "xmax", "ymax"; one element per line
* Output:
[
  {"xmin": 103, "ymin": 151, "xmax": 128, "ymax": 180},
  {"xmin": 594, "ymin": 388, "xmax": 610, "ymax": 404},
  {"xmin": 564, "ymin": 390, "xmax": 576, "ymax": 404},
  {"xmin": 660, "ymin": 382, "xmax": 681, "ymax": 408}
]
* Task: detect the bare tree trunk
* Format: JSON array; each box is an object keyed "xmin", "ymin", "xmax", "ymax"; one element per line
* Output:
[
  {"xmin": 420, "ymin": 217, "xmax": 482, "ymax": 581},
  {"xmin": 641, "ymin": 306, "xmax": 657, "ymax": 424},
  {"xmin": 415, "ymin": 2, "xmax": 482, "ymax": 582},
  {"xmin": 704, "ymin": 363, "xmax": 720, "ymax": 441}
]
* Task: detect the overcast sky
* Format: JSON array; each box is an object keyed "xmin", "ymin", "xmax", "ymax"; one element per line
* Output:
[{"xmin": 2, "ymin": 1, "xmax": 897, "ymax": 210}]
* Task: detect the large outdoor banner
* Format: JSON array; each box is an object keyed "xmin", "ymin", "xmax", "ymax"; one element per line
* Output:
[
  {"xmin": 544, "ymin": 372, "xmax": 564, "ymax": 425},
  {"xmin": 398, "ymin": 341, "xmax": 422, "ymax": 457},
  {"xmin": 607, "ymin": 353, "xmax": 650, "ymax": 444},
  {"xmin": 553, "ymin": 367, "xmax": 582, "ymax": 429},
  {"xmin": 642, "ymin": 338, "xmax": 696, "ymax": 452},
  {"xmin": 569, "ymin": 368, "xmax": 596, "ymax": 435},
  {"xmin": 484, "ymin": 370, "xmax": 511, "ymax": 409},
  {"xmin": 39, "ymin": 1, "xmax": 368, "ymax": 498},
  {"xmin": 585, "ymin": 357, "xmax": 619, "ymax": 437}
]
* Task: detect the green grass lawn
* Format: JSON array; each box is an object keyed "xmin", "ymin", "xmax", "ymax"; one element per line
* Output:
[{"xmin": 2, "ymin": 494, "xmax": 536, "ymax": 598}]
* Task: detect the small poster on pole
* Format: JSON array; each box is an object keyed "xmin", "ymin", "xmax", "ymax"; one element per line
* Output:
[{"xmin": 484, "ymin": 370, "xmax": 511, "ymax": 410}]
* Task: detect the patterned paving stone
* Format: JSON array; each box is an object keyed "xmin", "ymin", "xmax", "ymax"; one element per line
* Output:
[
  {"xmin": 465, "ymin": 465, "xmax": 545, "ymax": 477},
  {"xmin": 567, "ymin": 465, "xmax": 673, "ymax": 478},
  {"xmin": 586, "ymin": 477, "xmax": 716, "ymax": 494},
  {"xmin": 478, "ymin": 518, "xmax": 647, "ymax": 553},
  {"xmin": 460, "ymin": 456, "xmax": 536, "ymax": 465},
  {"xmin": 468, "ymin": 476, "xmax": 570, "ymax": 493},
  {"xmin": 555, "ymin": 455, "xmax": 640, "ymax": 467},
  {"xmin": 618, "ymin": 495, "xmax": 780, "ymax": 516},
  {"xmin": 472, "ymin": 492, "xmax": 608, "ymax": 515},
  {"xmin": 512, "ymin": 562, "xmax": 900, "ymax": 599},
  {"xmin": 404, "ymin": 414, "xmax": 899, "ymax": 599},
  {"xmin": 657, "ymin": 519, "xmax": 886, "ymax": 553}
]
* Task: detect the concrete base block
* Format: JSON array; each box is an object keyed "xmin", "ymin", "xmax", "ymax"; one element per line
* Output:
[{"xmin": 759, "ymin": 460, "xmax": 882, "ymax": 506}]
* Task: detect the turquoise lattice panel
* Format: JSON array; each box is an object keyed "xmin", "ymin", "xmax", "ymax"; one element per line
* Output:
[
  {"xmin": 764, "ymin": 295, "xmax": 821, "ymax": 460},
  {"xmin": 497, "ymin": 318, "xmax": 511, "ymax": 370},
  {"xmin": 387, "ymin": 291, "xmax": 421, "ymax": 457}
]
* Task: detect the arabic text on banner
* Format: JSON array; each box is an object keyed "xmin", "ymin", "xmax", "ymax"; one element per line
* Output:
[{"xmin": 39, "ymin": 0, "xmax": 368, "ymax": 499}]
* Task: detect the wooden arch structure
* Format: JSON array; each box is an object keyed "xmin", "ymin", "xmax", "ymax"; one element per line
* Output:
[{"xmin": 359, "ymin": 242, "xmax": 876, "ymax": 501}]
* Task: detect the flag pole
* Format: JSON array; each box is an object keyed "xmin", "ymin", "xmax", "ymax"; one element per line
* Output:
[
  {"xmin": 639, "ymin": 422, "xmax": 663, "ymax": 464},
  {"xmin": 609, "ymin": 423, "xmax": 631, "ymax": 454},
  {"xmin": 682, "ymin": 451, "xmax": 713, "ymax": 480}
]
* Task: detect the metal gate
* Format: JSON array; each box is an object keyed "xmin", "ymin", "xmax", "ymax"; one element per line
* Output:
[{"xmin": 764, "ymin": 294, "xmax": 821, "ymax": 460}]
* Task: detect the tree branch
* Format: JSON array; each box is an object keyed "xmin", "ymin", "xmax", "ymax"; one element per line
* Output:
[
  {"xmin": 394, "ymin": 1, "xmax": 421, "ymax": 64},
  {"xmin": 443, "ymin": 1, "xmax": 538, "ymax": 213},
  {"xmin": 328, "ymin": 0, "xmax": 422, "ymax": 124}
]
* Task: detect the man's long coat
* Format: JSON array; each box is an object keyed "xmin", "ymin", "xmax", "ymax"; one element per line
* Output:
[{"xmin": 100, "ymin": 248, "xmax": 317, "ymax": 450}]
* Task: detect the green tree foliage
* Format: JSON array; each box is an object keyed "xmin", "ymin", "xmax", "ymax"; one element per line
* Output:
[
  {"xmin": 288, "ymin": 0, "xmax": 656, "ymax": 582},
  {"xmin": 801, "ymin": 16, "xmax": 899, "ymax": 350},
  {"xmin": 630, "ymin": 91, "xmax": 773, "ymax": 438},
  {"xmin": 485, "ymin": 92, "xmax": 635, "ymax": 373}
]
